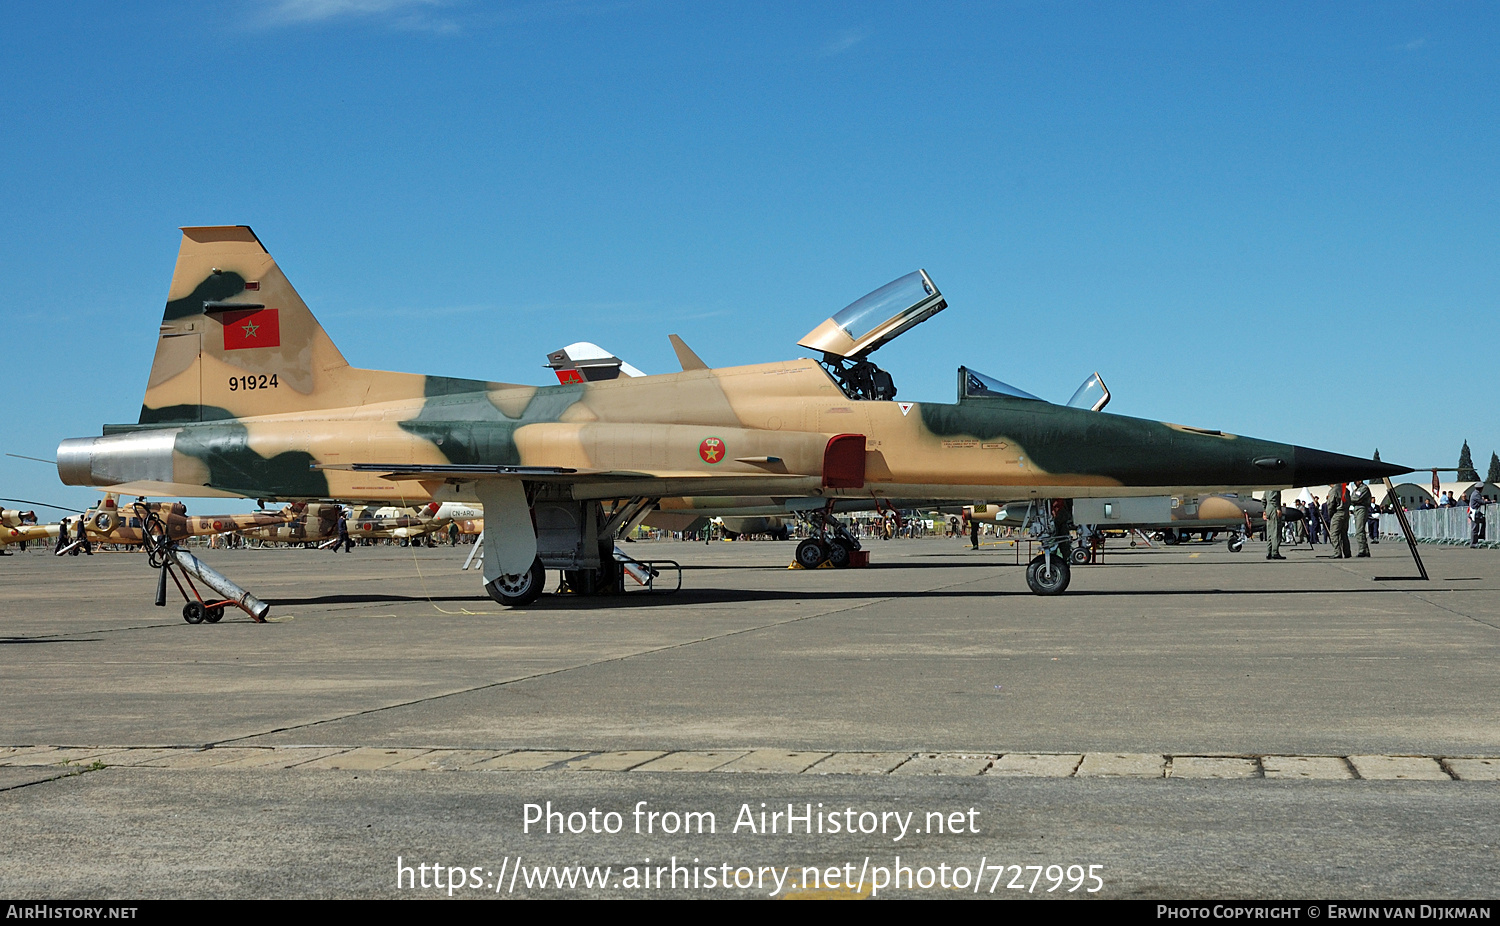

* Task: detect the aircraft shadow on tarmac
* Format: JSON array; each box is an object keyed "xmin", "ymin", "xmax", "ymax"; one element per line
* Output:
[
  {"xmin": 477, "ymin": 584, "xmax": 1423, "ymax": 611},
  {"xmin": 261, "ymin": 578, "xmax": 1462, "ymax": 611},
  {"xmin": 680, "ymin": 560, "xmax": 1023, "ymax": 571},
  {"xmin": 264, "ymin": 593, "xmax": 492, "ymax": 606}
]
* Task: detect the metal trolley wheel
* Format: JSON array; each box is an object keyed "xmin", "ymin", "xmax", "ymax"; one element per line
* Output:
[{"xmin": 182, "ymin": 602, "xmax": 206, "ymax": 624}]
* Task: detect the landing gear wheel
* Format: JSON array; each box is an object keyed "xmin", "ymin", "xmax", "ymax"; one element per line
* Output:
[
  {"xmin": 1069, "ymin": 547, "xmax": 1090, "ymax": 565},
  {"xmin": 1025, "ymin": 554, "xmax": 1071, "ymax": 595},
  {"xmin": 204, "ymin": 606, "xmax": 225, "ymax": 623},
  {"xmin": 1227, "ymin": 535, "xmax": 1245, "ymax": 553},
  {"xmin": 182, "ymin": 602, "xmax": 206, "ymax": 624},
  {"xmin": 826, "ymin": 539, "xmax": 853, "ymax": 568},
  {"xmin": 795, "ymin": 539, "xmax": 827, "ymax": 568},
  {"xmin": 485, "ymin": 556, "xmax": 546, "ymax": 606}
]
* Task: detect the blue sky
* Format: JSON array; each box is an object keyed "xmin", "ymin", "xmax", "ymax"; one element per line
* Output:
[{"xmin": 2, "ymin": 1, "xmax": 1496, "ymax": 514}]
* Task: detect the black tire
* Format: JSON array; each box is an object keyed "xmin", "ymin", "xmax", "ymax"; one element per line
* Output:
[
  {"xmin": 204, "ymin": 606, "xmax": 225, "ymax": 623},
  {"xmin": 1025, "ymin": 554, "xmax": 1071, "ymax": 595},
  {"xmin": 1227, "ymin": 535, "xmax": 1245, "ymax": 553},
  {"xmin": 182, "ymin": 602, "xmax": 206, "ymax": 624},
  {"xmin": 485, "ymin": 556, "xmax": 546, "ymax": 607},
  {"xmin": 795, "ymin": 539, "xmax": 827, "ymax": 568},
  {"xmin": 1069, "ymin": 547, "xmax": 1090, "ymax": 565},
  {"xmin": 827, "ymin": 539, "xmax": 853, "ymax": 568}
]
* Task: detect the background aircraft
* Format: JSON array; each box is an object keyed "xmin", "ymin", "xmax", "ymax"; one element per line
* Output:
[
  {"xmin": 1, "ymin": 504, "xmax": 55, "ymax": 550},
  {"xmin": 973, "ymin": 493, "xmax": 1267, "ymax": 557},
  {"xmin": 233, "ymin": 501, "xmax": 463, "ymax": 545},
  {"xmin": 50, "ymin": 494, "xmax": 299, "ymax": 554}
]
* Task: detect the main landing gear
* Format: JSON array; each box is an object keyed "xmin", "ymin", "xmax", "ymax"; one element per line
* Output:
[
  {"xmin": 1026, "ymin": 554, "xmax": 1071, "ymax": 595},
  {"xmin": 474, "ymin": 487, "xmax": 669, "ymax": 607},
  {"xmin": 486, "ymin": 556, "xmax": 547, "ymax": 607},
  {"xmin": 792, "ymin": 504, "xmax": 862, "ymax": 568},
  {"xmin": 1022, "ymin": 499, "xmax": 1075, "ymax": 596}
]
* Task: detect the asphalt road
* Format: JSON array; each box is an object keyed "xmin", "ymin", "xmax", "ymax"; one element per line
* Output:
[{"xmin": 2, "ymin": 535, "xmax": 1496, "ymax": 898}]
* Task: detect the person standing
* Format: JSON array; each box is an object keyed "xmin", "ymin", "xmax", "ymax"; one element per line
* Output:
[
  {"xmin": 1265, "ymin": 489, "xmax": 1284, "ymax": 560},
  {"xmin": 1469, "ymin": 485, "xmax": 1487, "ymax": 549},
  {"xmin": 970, "ymin": 514, "xmax": 980, "ymax": 550},
  {"xmin": 1307, "ymin": 496, "xmax": 1321, "ymax": 545},
  {"xmin": 1327, "ymin": 484, "xmax": 1351, "ymax": 559},
  {"xmin": 336, "ymin": 509, "xmax": 352, "ymax": 553},
  {"xmin": 1349, "ymin": 481, "xmax": 1372, "ymax": 557}
]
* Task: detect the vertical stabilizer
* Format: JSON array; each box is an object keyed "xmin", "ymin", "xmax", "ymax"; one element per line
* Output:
[{"xmin": 141, "ymin": 226, "xmax": 360, "ymax": 423}]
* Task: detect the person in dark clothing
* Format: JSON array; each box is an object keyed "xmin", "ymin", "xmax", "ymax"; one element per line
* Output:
[
  {"xmin": 1469, "ymin": 486, "xmax": 1487, "ymax": 549},
  {"xmin": 1327, "ymin": 484, "xmax": 1351, "ymax": 559},
  {"xmin": 1265, "ymin": 489, "xmax": 1285, "ymax": 560},
  {"xmin": 1349, "ymin": 481, "xmax": 1372, "ymax": 557}
]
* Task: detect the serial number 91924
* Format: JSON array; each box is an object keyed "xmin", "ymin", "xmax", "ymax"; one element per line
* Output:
[{"xmin": 228, "ymin": 374, "xmax": 279, "ymax": 391}]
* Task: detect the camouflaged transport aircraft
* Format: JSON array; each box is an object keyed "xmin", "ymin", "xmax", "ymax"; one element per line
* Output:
[{"xmin": 58, "ymin": 226, "xmax": 1409, "ymax": 604}]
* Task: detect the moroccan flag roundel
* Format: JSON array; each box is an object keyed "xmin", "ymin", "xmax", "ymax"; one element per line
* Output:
[{"xmin": 699, "ymin": 437, "xmax": 725, "ymax": 465}]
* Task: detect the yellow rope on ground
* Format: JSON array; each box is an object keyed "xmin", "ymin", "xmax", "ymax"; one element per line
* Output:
[{"xmin": 397, "ymin": 489, "xmax": 508, "ymax": 615}]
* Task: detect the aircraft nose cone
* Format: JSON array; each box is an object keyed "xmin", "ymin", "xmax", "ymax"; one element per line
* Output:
[{"xmin": 1292, "ymin": 447, "xmax": 1412, "ymax": 486}]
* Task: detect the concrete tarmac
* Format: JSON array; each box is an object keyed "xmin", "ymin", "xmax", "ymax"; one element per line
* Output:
[{"xmin": 1, "ymin": 536, "xmax": 1497, "ymax": 898}]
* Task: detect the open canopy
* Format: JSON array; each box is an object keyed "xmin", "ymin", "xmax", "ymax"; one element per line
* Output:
[{"xmin": 798, "ymin": 270, "xmax": 946, "ymax": 360}]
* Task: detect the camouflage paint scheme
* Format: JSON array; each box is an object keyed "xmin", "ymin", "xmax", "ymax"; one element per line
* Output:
[
  {"xmin": 18, "ymin": 494, "xmax": 300, "ymax": 549},
  {"xmin": 2, "ymin": 507, "xmax": 57, "ymax": 547},
  {"xmin": 1, "ymin": 523, "xmax": 59, "ymax": 547},
  {"xmin": 57, "ymin": 227, "xmax": 1408, "ymax": 597},
  {"xmin": 82, "ymin": 495, "xmax": 296, "ymax": 546}
]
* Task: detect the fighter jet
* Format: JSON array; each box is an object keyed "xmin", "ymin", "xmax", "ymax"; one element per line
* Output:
[{"xmin": 58, "ymin": 226, "xmax": 1408, "ymax": 603}]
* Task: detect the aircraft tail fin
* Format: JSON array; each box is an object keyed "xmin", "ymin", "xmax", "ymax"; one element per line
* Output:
[
  {"xmin": 140, "ymin": 226, "xmax": 362, "ymax": 424},
  {"xmin": 669, "ymin": 334, "xmax": 708, "ymax": 371}
]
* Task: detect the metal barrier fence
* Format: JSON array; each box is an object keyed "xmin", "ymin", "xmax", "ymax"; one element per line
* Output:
[{"xmin": 1379, "ymin": 506, "xmax": 1495, "ymax": 546}]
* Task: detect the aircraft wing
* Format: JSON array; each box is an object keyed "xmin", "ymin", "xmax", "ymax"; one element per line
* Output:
[
  {"xmin": 314, "ymin": 463, "xmax": 600, "ymax": 481},
  {"xmin": 312, "ymin": 462, "xmax": 821, "ymax": 496}
]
